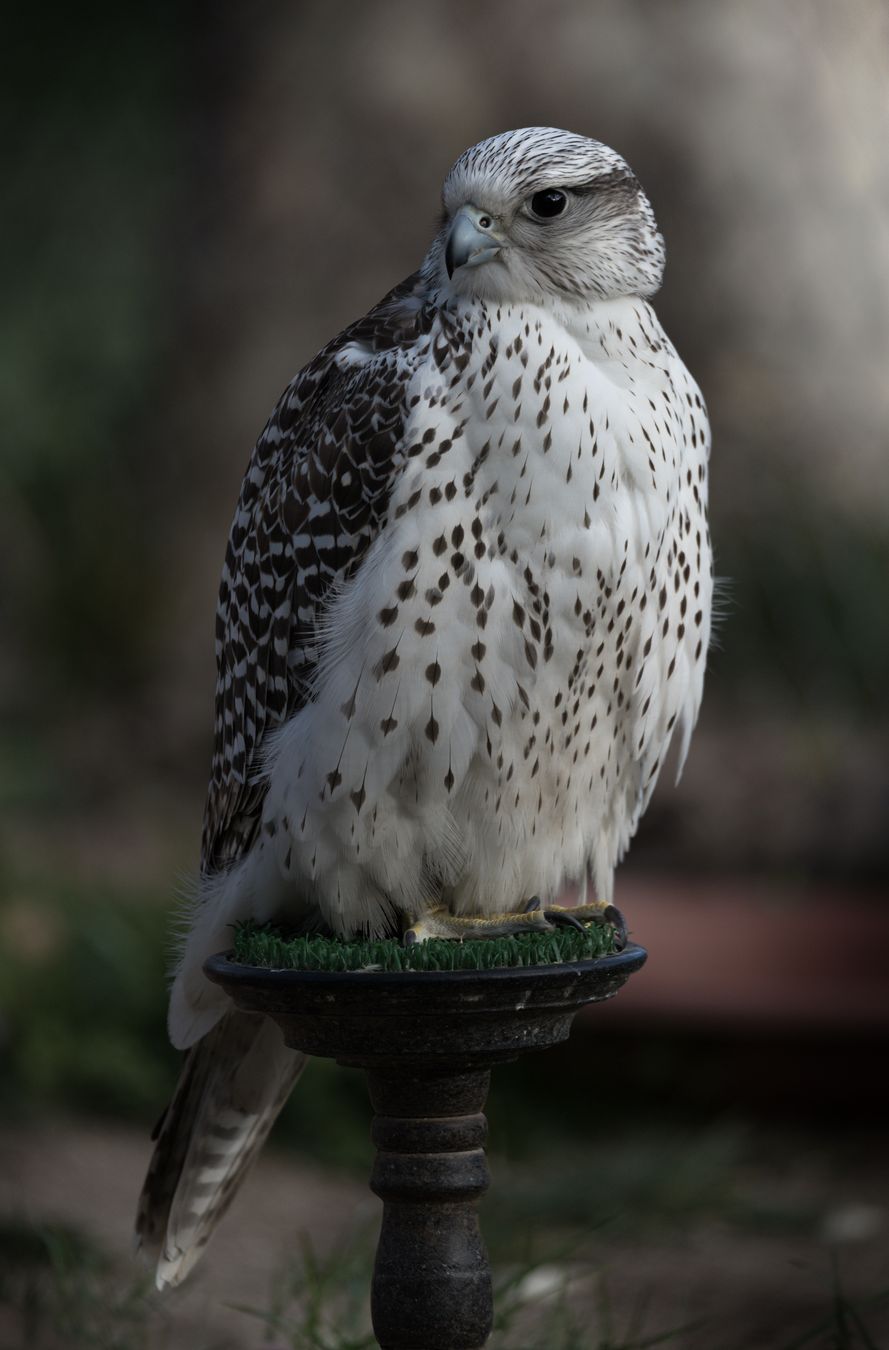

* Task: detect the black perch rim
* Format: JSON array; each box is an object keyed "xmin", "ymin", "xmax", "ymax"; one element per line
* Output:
[{"xmin": 204, "ymin": 943, "xmax": 647, "ymax": 1064}]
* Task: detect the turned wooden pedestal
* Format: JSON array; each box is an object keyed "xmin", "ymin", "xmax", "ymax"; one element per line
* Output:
[{"xmin": 205, "ymin": 945, "xmax": 647, "ymax": 1349}]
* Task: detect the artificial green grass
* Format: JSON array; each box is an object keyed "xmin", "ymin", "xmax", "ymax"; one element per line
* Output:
[{"xmin": 231, "ymin": 919, "xmax": 620, "ymax": 973}]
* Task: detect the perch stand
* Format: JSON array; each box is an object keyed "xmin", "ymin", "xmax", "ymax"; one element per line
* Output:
[{"xmin": 205, "ymin": 944, "xmax": 647, "ymax": 1350}]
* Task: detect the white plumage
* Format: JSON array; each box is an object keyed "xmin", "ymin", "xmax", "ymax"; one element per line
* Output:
[{"xmin": 138, "ymin": 127, "xmax": 712, "ymax": 1287}]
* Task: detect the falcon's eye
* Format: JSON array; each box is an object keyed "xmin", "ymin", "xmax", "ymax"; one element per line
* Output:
[{"xmin": 529, "ymin": 189, "xmax": 568, "ymax": 219}]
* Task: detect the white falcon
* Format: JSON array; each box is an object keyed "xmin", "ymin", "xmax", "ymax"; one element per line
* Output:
[{"xmin": 137, "ymin": 127, "xmax": 712, "ymax": 1287}]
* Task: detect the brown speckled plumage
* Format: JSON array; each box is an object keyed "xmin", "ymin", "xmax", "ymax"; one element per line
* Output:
[{"xmin": 203, "ymin": 273, "xmax": 436, "ymax": 873}]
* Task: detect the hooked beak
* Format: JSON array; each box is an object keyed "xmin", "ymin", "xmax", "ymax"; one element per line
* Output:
[{"xmin": 445, "ymin": 205, "xmax": 505, "ymax": 279}]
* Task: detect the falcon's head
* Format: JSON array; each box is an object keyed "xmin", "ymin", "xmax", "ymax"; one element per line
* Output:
[{"xmin": 429, "ymin": 127, "xmax": 664, "ymax": 306}]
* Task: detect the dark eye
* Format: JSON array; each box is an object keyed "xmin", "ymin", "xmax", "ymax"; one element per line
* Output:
[{"xmin": 529, "ymin": 188, "xmax": 568, "ymax": 219}]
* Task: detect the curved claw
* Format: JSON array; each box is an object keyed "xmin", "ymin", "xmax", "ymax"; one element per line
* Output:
[
  {"xmin": 546, "ymin": 901, "xmax": 630, "ymax": 949},
  {"xmin": 543, "ymin": 907, "xmax": 585, "ymax": 933},
  {"xmin": 603, "ymin": 904, "xmax": 628, "ymax": 951}
]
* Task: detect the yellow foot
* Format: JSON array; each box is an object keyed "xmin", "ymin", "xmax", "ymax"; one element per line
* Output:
[
  {"xmin": 403, "ymin": 902, "xmax": 552, "ymax": 944},
  {"xmin": 402, "ymin": 898, "xmax": 627, "ymax": 948}
]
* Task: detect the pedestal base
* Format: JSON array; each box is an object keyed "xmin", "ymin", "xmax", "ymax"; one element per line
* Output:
[{"xmin": 369, "ymin": 1067, "xmax": 492, "ymax": 1349}]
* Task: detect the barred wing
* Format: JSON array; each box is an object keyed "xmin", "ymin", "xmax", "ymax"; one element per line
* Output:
[{"xmin": 201, "ymin": 275, "xmax": 432, "ymax": 873}]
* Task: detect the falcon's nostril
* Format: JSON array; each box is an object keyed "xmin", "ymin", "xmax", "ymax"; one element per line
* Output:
[{"xmin": 479, "ymin": 216, "xmax": 492, "ymax": 229}]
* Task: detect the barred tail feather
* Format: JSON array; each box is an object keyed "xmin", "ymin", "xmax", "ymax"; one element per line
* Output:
[{"xmin": 135, "ymin": 1009, "xmax": 307, "ymax": 1290}]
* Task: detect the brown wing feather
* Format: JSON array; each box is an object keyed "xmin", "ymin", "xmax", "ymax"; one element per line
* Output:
[
  {"xmin": 136, "ymin": 1010, "xmax": 306, "ymax": 1289},
  {"xmin": 201, "ymin": 273, "xmax": 434, "ymax": 873}
]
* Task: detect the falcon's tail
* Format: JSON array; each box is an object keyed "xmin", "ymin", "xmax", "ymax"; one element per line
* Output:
[{"xmin": 135, "ymin": 1009, "xmax": 307, "ymax": 1290}]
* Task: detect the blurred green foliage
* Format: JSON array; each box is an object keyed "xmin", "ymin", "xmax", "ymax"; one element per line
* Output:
[
  {"xmin": 716, "ymin": 487, "xmax": 889, "ymax": 715},
  {"xmin": 0, "ymin": 869, "xmax": 378, "ymax": 1170},
  {"xmin": 483, "ymin": 1124, "xmax": 748, "ymax": 1248},
  {"xmin": 0, "ymin": 9, "xmax": 182, "ymax": 704},
  {"xmin": 0, "ymin": 1215, "xmax": 155, "ymax": 1350},
  {"xmin": 0, "ymin": 875, "xmax": 177, "ymax": 1120}
]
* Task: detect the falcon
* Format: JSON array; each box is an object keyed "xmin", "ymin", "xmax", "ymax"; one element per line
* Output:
[{"xmin": 137, "ymin": 127, "xmax": 712, "ymax": 1287}]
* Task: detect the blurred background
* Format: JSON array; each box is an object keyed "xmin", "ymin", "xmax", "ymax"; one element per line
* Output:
[{"xmin": 1, "ymin": 2, "xmax": 887, "ymax": 1347}]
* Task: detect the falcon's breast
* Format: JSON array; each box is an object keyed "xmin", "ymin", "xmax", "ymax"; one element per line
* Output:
[{"xmin": 250, "ymin": 291, "xmax": 710, "ymax": 933}]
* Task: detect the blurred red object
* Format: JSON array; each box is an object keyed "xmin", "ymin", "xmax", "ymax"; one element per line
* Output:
[{"xmin": 575, "ymin": 879, "xmax": 889, "ymax": 1033}]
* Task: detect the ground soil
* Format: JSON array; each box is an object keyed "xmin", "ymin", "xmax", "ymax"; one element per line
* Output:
[{"xmin": 2, "ymin": 1117, "xmax": 887, "ymax": 1349}]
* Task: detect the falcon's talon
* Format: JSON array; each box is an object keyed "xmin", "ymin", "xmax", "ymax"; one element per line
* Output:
[
  {"xmin": 543, "ymin": 908, "xmax": 585, "ymax": 932},
  {"xmin": 545, "ymin": 901, "xmax": 629, "ymax": 949},
  {"xmin": 603, "ymin": 905, "xmax": 628, "ymax": 951}
]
